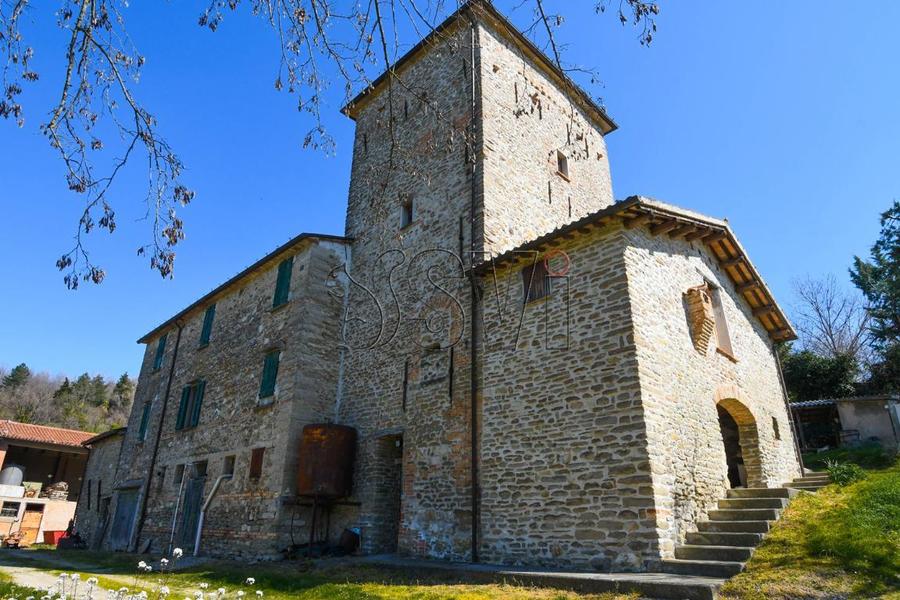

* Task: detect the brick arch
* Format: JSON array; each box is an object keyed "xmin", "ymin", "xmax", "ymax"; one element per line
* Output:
[{"xmin": 714, "ymin": 386, "xmax": 764, "ymax": 488}]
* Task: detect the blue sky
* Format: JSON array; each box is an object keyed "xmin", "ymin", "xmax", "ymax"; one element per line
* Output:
[{"xmin": 1, "ymin": 1, "xmax": 897, "ymax": 379}]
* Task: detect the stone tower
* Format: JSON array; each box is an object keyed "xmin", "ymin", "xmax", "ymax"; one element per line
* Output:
[{"xmin": 337, "ymin": 0, "xmax": 618, "ymax": 560}]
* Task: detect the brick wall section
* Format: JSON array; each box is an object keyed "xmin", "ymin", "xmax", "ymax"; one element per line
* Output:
[
  {"xmin": 622, "ymin": 228, "xmax": 802, "ymax": 558},
  {"xmin": 479, "ymin": 224, "xmax": 658, "ymax": 571},
  {"xmin": 478, "ymin": 23, "xmax": 614, "ymax": 256},
  {"xmin": 75, "ymin": 433, "xmax": 123, "ymax": 548},
  {"xmin": 115, "ymin": 239, "xmax": 347, "ymax": 559}
]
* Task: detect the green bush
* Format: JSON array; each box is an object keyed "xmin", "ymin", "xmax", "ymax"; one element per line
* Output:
[
  {"xmin": 825, "ymin": 460, "xmax": 866, "ymax": 486},
  {"xmin": 802, "ymin": 442, "xmax": 891, "ymax": 470}
]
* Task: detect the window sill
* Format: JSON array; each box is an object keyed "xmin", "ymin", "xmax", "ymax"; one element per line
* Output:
[
  {"xmin": 556, "ymin": 170, "xmax": 570, "ymax": 182},
  {"xmin": 197, "ymin": 342, "xmax": 210, "ymax": 350},
  {"xmin": 717, "ymin": 347, "xmax": 738, "ymax": 363}
]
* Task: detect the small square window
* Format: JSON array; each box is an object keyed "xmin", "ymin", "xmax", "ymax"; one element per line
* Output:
[
  {"xmin": 556, "ymin": 151, "xmax": 569, "ymax": 180},
  {"xmin": 1, "ymin": 502, "xmax": 20, "ymax": 519},
  {"xmin": 400, "ymin": 196, "xmax": 414, "ymax": 229},
  {"xmin": 223, "ymin": 455, "xmax": 235, "ymax": 477},
  {"xmin": 522, "ymin": 259, "xmax": 551, "ymax": 303}
]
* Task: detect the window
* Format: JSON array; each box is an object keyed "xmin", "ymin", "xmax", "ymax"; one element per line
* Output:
[
  {"xmin": 192, "ymin": 460, "xmax": 208, "ymax": 478},
  {"xmin": 174, "ymin": 464, "xmax": 185, "ymax": 487},
  {"xmin": 249, "ymin": 447, "xmax": 265, "ymax": 480},
  {"xmin": 86, "ymin": 480, "xmax": 92, "ymax": 511},
  {"xmin": 137, "ymin": 401, "xmax": 152, "ymax": 441},
  {"xmin": 157, "ymin": 466, "xmax": 167, "ymax": 492},
  {"xmin": 400, "ymin": 195, "xmax": 414, "ymax": 229},
  {"xmin": 152, "ymin": 333, "xmax": 167, "ymax": 371},
  {"xmin": 96, "ymin": 480, "xmax": 102, "ymax": 512},
  {"xmin": 709, "ymin": 285, "xmax": 734, "ymax": 358},
  {"xmin": 223, "ymin": 455, "xmax": 235, "ymax": 477},
  {"xmin": 772, "ymin": 417, "xmax": 781, "ymax": 440},
  {"xmin": 199, "ymin": 304, "xmax": 216, "ymax": 347},
  {"xmin": 175, "ymin": 380, "xmax": 206, "ymax": 430},
  {"xmin": 0, "ymin": 502, "xmax": 20, "ymax": 519},
  {"xmin": 272, "ymin": 257, "xmax": 294, "ymax": 308},
  {"xmin": 556, "ymin": 151, "xmax": 569, "ymax": 180},
  {"xmin": 522, "ymin": 259, "xmax": 551, "ymax": 303},
  {"xmin": 258, "ymin": 350, "xmax": 281, "ymax": 401}
]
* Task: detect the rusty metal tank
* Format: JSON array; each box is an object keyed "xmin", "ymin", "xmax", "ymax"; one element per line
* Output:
[{"xmin": 296, "ymin": 424, "xmax": 357, "ymax": 499}]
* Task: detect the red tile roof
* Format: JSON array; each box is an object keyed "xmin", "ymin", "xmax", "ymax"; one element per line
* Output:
[{"xmin": 0, "ymin": 420, "xmax": 94, "ymax": 448}]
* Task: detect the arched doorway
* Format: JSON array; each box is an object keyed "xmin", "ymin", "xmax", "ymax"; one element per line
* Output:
[{"xmin": 715, "ymin": 391, "xmax": 764, "ymax": 489}]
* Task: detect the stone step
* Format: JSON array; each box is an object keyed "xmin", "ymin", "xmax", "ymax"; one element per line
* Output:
[
  {"xmin": 660, "ymin": 558, "xmax": 745, "ymax": 578},
  {"xmin": 718, "ymin": 497, "xmax": 787, "ymax": 510},
  {"xmin": 783, "ymin": 482, "xmax": 826, "ymax": 490},
  {"xmin": 794, "ymin": 478, "xmax": 830, "ymax": 485},
  {"xmin": 795, "ymin": 475, "xmax": 831, "ymax": 482},
  {"xmin": 726, "ymin": 487, "xmax": 796, "ymax": 499},
  {"xmin": 698, "ymin": 520, "xmax": 771, "ymax": 534},
  {"xmin": 675, "ymin": 545, "xmax": 754, "ymax": 562},
  {"xmin": 686, "ymin": 531, "xmax": 764, "ymax": 547},
  {"xmin": 708, "ymin": 508, "xmax": 780, "ymax": 521}
]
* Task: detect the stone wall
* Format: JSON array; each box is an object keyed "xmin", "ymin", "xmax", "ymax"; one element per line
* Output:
[
  {"xmin": 114, "ymin": 239, "xmax": 347, "ymax": 559},
  {"xmin": 340, "ymin": 20, "xmax": 477, "ymax": 560},
  {"xmin": 623, "ymin": 227, "xmax": 802, "ymax": 558},
  {"xmin": 479, "ymin": 223, "xmax": 659, "ymax": 571},
  {"xmin": 478, "ymin": 21, "xmax": 614, "ymax": 256},
  {"xmin": 75, "ymin": 432, "xmax": 123, "ymax": 548}
]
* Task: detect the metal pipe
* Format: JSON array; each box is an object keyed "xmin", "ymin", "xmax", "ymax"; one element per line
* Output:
[
  {"xmin": 773, "ymin": 343, "xmax": 805, "ymax": 474},
  {"xmin": 193, "ymin": 473, "xmax": 232, "ymax": 557},
  {"xmin": 167, "ymin": 467, "xmax": 187, "ymax": 555}
]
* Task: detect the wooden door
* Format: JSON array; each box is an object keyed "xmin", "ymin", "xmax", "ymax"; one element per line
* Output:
[
  {"xmin": 109, "ymin": 490, "xmax": 138, "ymax": 550},
  {"xmin": 179, "ymin": 475, "xmax": 205, "ymax": 550},
  {"xmin": 19, "ymin": 504, "xmax": 44, "ymax": 545}
]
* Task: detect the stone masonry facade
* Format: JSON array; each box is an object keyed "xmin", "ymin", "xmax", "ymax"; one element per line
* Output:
[{"xmin": 78, "ymin": 0, "xmax": 801, "ymax": 572}]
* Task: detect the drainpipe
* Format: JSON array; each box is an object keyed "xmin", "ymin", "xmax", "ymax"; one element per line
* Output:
[
  {"xmin": 131, "ymin": 321, "xmax": 184, "ymax": 551},
  {"xmin": 193, "ymin": 473, "xmax": 232, "ymax": 556},
  {"xmin": 773, "ymin": 343, "xmax": 805, "ymax": 474}
]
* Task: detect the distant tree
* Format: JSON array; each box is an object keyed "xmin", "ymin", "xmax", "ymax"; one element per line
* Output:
[
  {"xmin": 780, "ymin": 346, "xmax": 858, "ymax": 402},
  {"xmin": 792, "ymin": 275, "xmax": 870, "ymax": 364},
  {"xmin": 111, "ymin": 373, "xmax": 135, "ymax": 410},
  {"xmin": 2, "ymin": 363, "xmax": 31, "ymax": 389},
  {"xmin": 851, "ymin": 201, "xmax": 900, "ymax": 393},
  {"xmin": 90, "ymin": 375, "xmax": 109, "ymax": 407},
  {"xmin": 0, "ymin": 0, "xmax": 658, "ymax": 287}
]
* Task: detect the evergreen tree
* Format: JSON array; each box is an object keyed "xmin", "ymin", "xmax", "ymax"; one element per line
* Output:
[
  {"xmin": 111, "ymin": 373, "xmax": 135, "ymax": 410},
  {"xmin": 2, "ymin": 363, "xmax": 31, "ymax": 389},
  {"xmin": 780, "ymin": 346, "xmax": 858, "ymax": 402},
  {"xmin": 851, "ymin": 201, "xmax": 900, "ymax": 392}
]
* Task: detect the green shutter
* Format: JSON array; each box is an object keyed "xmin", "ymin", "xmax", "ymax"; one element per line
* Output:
[
  {"xmin": 138, "ymin": 402, "xmax": 152, "ymax": 440},
  {"xmin": 272, "ymin": 257, "xmax": 293, "ymax": 308},
  {"xmin": 258, "ymin": 351, "xmax": 280, "ymax": 399},
  {"xmin": 153, "ymin": 333, "xmax": 168, "ymax": 370},
  {"xmin": 175, "ymin": 385, "xmax": 190, "ymax": 430},
  {"xmin": 199, "ymin": 304, "xmax": 216, "ymax": 346},
  {"xmin": 190, "ymin": 380, "xmax": 206, "ymax": 427}
]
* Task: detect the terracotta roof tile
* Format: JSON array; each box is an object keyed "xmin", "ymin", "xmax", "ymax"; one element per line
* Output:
[{"xmin": 0, "ymin": 420, "xmax": 94, "ymax": 448}]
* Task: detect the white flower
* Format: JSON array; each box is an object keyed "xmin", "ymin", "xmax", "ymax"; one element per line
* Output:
[
  {"xmin": 160, "ymin": 559, "xmax": 169, "ymax": 566},
  {"xmin": 244, "ymin": 580, "xmax": 254, "ymax": 586},
  {"xmin": 216, "ymin": 590, "xmax": 224, "ymax": 596},
  {"xmin": 160, "ymin": 587, "xmax": 169, "ymax": 596},
  {"xmin": 236, "ymin": 593, "xmax": 244, "ymax": 598},
  {"xmin": 87, "ymin": 578, "xmax": 98, "ymax": 586},
  {"xmin": 172, "ymin": 548, "xmax": 183, "ymax": 559},
  {"xmin": 254, "ymin": 592, "xmax": 263, "ymax": 597},
  {"xmin": 58, "ymin": 574, "xmax": 67, "ymax": 579},
  {"xmin": 193, "ymin": 593, "xmax": 202, "ymax": 599},
  {"xmin": 70, "ymin": 575, "xmax": 79, "ymax": 581},
  {"xmin": 198, "ymin": 584, "xmax": 208, "ymax": 590}
]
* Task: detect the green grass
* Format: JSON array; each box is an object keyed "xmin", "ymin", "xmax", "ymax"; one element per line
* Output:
[
  {"xmin": 721, "ymin": 457, "xmax": 900, "ymax": 600},
  {"xmin": 0, "ymin": 550, "xmax": 637, "ymax": 600},
  {"xmin": 0, "ymin": 570, "xmax": 44, "ymax": 599}
]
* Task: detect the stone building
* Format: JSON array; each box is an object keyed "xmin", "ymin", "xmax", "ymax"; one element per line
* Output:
[
  {"xmin": 80, "ymin": 0, "xmax": 803, "ymax": 573},
  {"xmin": 75, "ymin": 427, "xmax": 125, "ymax": 548}
]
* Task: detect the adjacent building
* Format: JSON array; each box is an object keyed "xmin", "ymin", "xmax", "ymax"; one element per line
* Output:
[{"xmin": 78, "ymin": 0, "xmax": 803, "ymax": 572}]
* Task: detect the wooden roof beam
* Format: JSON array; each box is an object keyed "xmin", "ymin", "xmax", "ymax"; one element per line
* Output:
[
  {"xmin": 702, "ymin": 230, "xmax": 728, "ymax": 244},
  {"xmin": 736, "ymin": 281, "xmax": 762, "ymax": 294},
  {"xmin": 650, "ymin": 218, "xmax": 680, "ymax": 235},
  {"xmin": 721, "ymin": 256, "xmax": 746, "ymax": 268},
  {"xmin": 668, "ymin": 223, "xmax": 698, "ymax": 239},
  {"xmin": 684, "ymin": 228, "xmax": 710, "ymax": 242},
  {"xmin": 753, "ymin": 305, "xmax": 777, "ymax": 317},
  {"xmin": 623, "ymin": 213, "xmax": 653, "ymax": 229}
]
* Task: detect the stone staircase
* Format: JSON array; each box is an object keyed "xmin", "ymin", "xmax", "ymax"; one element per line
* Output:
[{"xmin": 660, "ymin": 472, "xmax": 831, "ymax": 579}]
